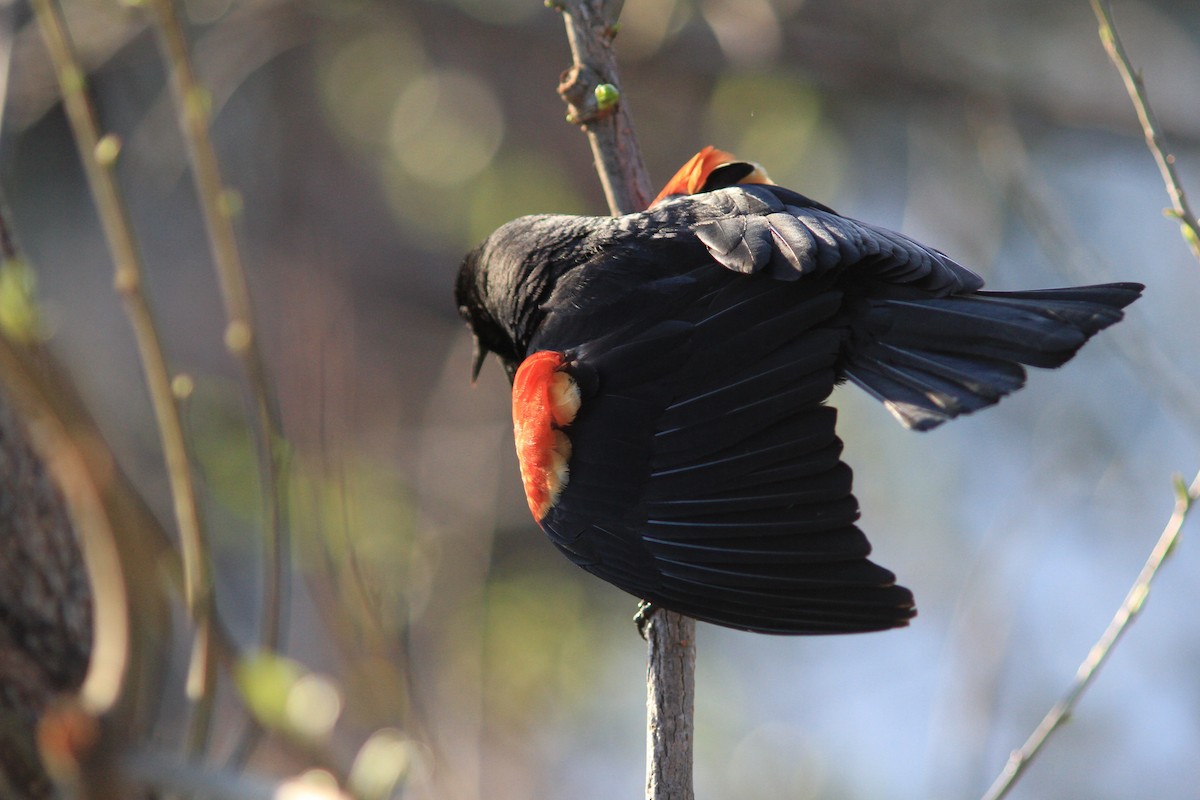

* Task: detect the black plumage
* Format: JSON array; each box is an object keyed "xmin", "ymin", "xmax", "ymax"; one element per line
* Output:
[{"xmin": 456, "ymin": 180, "xmax": 1142, "ymax": 635}]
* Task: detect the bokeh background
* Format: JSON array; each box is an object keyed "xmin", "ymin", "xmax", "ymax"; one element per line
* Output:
[{"xmin": 3, "ymin": 0, "xmax": 1200, "ymax": 797}]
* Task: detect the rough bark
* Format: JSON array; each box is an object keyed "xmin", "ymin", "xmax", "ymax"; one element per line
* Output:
[
  {"xmin": 0, "ymin": 387, "xmax": 92, "ymax": 799},
  {"xmin": 644, "ymin": 611, "xmax": 696, "ymax": 800}
]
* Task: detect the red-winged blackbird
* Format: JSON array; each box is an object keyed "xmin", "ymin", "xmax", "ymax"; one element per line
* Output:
[{"xmin": 455, "ymin": 147, "xmax": 1142, "ymax": 635}]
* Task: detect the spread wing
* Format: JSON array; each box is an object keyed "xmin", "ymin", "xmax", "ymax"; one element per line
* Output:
[
  {"xmin": 528, "ymin": 263, "xmax": 915, "ymax": 634},
  {"xmin": 647, "ymin": 186, "xmax": 1140, "ymax": 430}
]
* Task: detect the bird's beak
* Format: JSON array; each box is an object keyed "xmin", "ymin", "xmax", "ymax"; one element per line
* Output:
[{"xmin": 470, "ymin": 336, "xmax": 487, "ymax": 384}]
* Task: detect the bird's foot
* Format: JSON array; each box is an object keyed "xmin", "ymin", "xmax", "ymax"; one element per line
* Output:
[{"xmin": 634, "ymin": 600, "xmax": 659, "ymax": 640}]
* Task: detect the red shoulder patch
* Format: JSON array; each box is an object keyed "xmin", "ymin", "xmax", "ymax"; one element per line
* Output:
[{"xmin": 512, "ymin": 351, "xmax": 582, "ymax": 521}]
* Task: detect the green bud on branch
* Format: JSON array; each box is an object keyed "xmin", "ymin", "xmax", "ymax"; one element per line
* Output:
[
  {"xmin": 594, "ymin": 83, "xmax": 620, "ymax": 111},
  {"xmin": 94, "ymin": 134, "xmax": 122, "ymax": 167}
]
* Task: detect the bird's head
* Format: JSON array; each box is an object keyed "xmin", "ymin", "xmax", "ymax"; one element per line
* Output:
[
  {"xmin": 456, "ymin": 214, "xmax": 597, "ymax": 383},
  {"xmin": 456, "ymin": 243, "xmax": 520, "ymax": 382}
]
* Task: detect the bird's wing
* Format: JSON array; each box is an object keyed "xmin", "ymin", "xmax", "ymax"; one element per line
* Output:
[
  {"xmin": 523, "ymin": 264, "xmax": 915, "ymax": 634},
  {"xmin": 662, "ymin": 186, "xmax": 1142, "ymax": 431},
  {"xmin": 666, "ymin": 184, "xmax": 984, "ymax": 295}
]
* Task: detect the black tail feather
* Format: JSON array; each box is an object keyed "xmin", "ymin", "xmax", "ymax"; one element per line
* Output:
[{"xmin": 845, "ymin": 282, "xmax": 1143, "ymax": 430}]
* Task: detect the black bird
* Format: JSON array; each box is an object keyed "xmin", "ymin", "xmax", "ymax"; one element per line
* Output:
[{"xmin": 455, "ymin": 147, "xmax": 1142, "ymax": 635}]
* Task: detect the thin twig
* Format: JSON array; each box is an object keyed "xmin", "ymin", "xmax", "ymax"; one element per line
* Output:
[
  {"xmin": 31, "ymin": 0, "xmax": 217, "ymax": 749},
  {"xmin": 146, "ymin": 0, "xmax": 291, "ymax": 656},
  {"xmin": 1090, "ymin": 0, "xmax": 1200, "ymax": 263},
  {"xmin": 143, "ymin": 0, "xmax": 293, "ymax": 764},
  {"xmin": 554, "ymin": 2, "xmax": 695, "ymax": 798},
  {"xmin": 981, "ymin": 470, "xmax": 1199, "ymax": 800}
]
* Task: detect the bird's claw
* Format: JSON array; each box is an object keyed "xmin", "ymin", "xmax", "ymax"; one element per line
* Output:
[{"xmin": 634, "ymin": 600, "xmax": 659, "ymax": 639}]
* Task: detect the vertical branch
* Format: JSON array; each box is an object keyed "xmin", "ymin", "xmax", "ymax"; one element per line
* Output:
[
  {"xmin": 643, "ymin": 612, "xmax": 696, "ymax": 800},
  {"xmin": 554, "ymin": 2, "xmax": 695, "ymax": 798},
  {"xmin": 556, "ymin": 0, "xmax": 654, "ymax": 216},
  {"xmin": 143, "ymin": 0, "xmax": 294, "ymax": 766},
  {"xmin": 144, "ymin": 0, "xmax": 292, "ymax": 674}
]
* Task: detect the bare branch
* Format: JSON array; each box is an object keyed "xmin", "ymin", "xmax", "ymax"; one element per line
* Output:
[
  {"xmin": 143, "ymin": 0, "xmax": 292, "ymax": 663},
  {"xmin": 643, "ymin": 611, "xmax": 696, "ymax": 800},
  {"xmin": 1090, "ymin": 0, "xmax": 1200, "ymax": 263},
  {"xmin": 555, "ymin": 0, "xmax": 653, "ymax": 216}
]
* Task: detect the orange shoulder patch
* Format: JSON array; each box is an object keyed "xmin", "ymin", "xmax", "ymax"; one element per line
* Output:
[
  {"xmin": 651, "ymin": 146, "xmax": 738, "ymax": 207},
  {"xmin": 651, "ymin": 146, "xmax": 777, "ymax": 207},
  {"xmin": 512, "ymin": 351, "xmax": 581, "ymax": 521}
]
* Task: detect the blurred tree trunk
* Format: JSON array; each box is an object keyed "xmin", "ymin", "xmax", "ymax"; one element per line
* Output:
[{"xmin": 0, "ymin": 388, "xmax": 92, "ymax": 799}]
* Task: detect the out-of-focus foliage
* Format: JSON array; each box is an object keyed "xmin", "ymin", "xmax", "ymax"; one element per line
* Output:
[
  {"xmin": 235, "ymin": 650, "xmax": 324, "ymax": 736},
  {"xmin": 0, "ymin": 256, "xmax": 43, "ymax": 341},
  {"xmin": 481, "ymin": 564, "xmax": 601, "ymax": 725},
  {"xmin": 347, "ymin": 728, "xmax": 415, "ymax": 800},
  {"xmin": 703, "ymin": 72, "xmax": 844, "ymax": 199},
  {"xmin": 316, "ymin": 15, "xmax": 589, "ymax": 249},
  {"xmin": 188, "ymin": 375, "xmax": 263, "ymax": 524},
  {"xmin": 4, "ymin": 0, "xmax": 1200, "ymax": 798}
]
